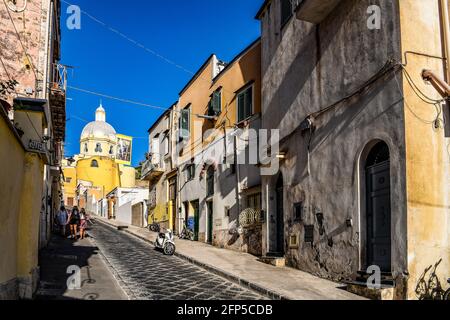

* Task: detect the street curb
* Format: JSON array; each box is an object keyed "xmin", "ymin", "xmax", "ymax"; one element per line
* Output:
[{"xmin": 94, "ymin": 218, "xmax": 288, "ymax": 300}]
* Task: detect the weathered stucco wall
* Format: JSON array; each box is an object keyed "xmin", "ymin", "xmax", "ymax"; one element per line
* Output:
[
  {"xmin": 16, "ymin": 153, "xmax": 44, "ymax": 299},
  {"xmin": 398, "ymin": 0, "xmax": 450, "ymax": 300},
  {"xmin": 176, "ymin": 43, "xmax": 262, "ymax": 253},
  {"xmin": 260, "ymin": 0, "xmax": 406, "ymax": 282},
  {"xmin": 0, "ymin": 0, "xmax": 51, "ymax": 101},
  {"xmin": 0, "ymin": 114, "xmax": 25, "ymax": 299}
]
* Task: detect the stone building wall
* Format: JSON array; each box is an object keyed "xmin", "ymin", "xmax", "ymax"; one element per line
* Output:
[{"xmin": 259, "ymin": 0, "xmax": 405, "ymax": 281}]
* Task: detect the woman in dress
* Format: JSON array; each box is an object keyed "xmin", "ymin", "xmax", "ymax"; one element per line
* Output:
[
  {"xmin": 79, "ymin": 208, "xmax": 88, "ymax": 240},
  {"xmin": 67, "ymin": 206, "xmax": 80, "ymax": 240}
]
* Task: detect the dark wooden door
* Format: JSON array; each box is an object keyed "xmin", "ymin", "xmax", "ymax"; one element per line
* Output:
[
  {"xmin": 169, "ymin": 176, "xmax": 177, "ymax": 232},
  {"xmin": 192, "ymin": 201, "xmax": 200, "ymax": 241},
  {"xmin": 366, "ymin": 161, "xmax": 391, "ymax": 271},
  {"xmin": 276, "ymin": 175, "xmax": 285, "ymax": 254},
  {"xmin": 207, "ymin": 201, "xmax": 213, "ymax": 244}
]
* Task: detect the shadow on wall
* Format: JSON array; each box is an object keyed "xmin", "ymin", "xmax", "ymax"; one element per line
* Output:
[{"xmin": 415, "ymin": 259, "xmax": 448, "ymax": 300}]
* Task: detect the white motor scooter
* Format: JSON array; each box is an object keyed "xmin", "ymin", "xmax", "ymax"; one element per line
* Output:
[{"xmin": 154, "ymin": 229, "xmax": 176, "ymax": 255}]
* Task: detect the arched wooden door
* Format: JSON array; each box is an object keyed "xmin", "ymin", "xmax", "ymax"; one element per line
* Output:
[{"xmin": 365, "ymin": 142, "xmax": 391, "ymax": 272}]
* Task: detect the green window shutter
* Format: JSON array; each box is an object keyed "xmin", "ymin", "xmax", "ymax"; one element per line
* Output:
[
  {"xmin": 245, "ymin": 86, "xmax": 252, "ymax": 119},
  {"xmin": 213, "ymin": 91, "xmax": 221, "ymax": 115},
  {"xmin": 207, "ymin": 100, "xmax": 213, "ymax": 116},
  {"xmin": 238, "ymin": 92, "xmax": 245, "ymax": 122}
]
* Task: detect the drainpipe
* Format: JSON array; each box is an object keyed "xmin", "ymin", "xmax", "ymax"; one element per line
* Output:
[
  {"xmin": 422, "ymin": 69, "xmax": 450, "ymax": 98},
  {"xmin": 234, "ymin": 135, "xmax": 241, "ymax": 224},
  {"xmin": 440, "ymin": 0, "xmax": 450, "ymax": 81}
]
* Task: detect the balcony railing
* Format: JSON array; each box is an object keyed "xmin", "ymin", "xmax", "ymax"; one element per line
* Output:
[{"xmin": 141, "ymin": 158, "xmax": 164, "ymax": 181}]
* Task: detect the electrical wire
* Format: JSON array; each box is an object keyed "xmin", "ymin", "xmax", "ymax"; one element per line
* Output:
[
  {"xmin": 60, "ymin": 0, "xmax": 258, "ymax": 124},
  {"xmin": 393, "ymin": 67, "xmax": 442, "ymax": 125},
  {"xmin": 60, "ymin": 0, "xmax": 195, "ymax": 77},
  {"xmin": 401, "ymin": 66, "xmax": 446, "ymax": 104},
  {"xmin": 67, "ymin": 85, "xmax": 169, "ymax": 112}
]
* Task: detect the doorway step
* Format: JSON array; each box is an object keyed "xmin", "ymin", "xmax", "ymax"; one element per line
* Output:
[
  {"xmin": 344, "ymin": 271, "xmax": 395, "ymax": 300},
  {"xmin": 258, "ymin": 252, "xmax": 286, "ymax": 267}
]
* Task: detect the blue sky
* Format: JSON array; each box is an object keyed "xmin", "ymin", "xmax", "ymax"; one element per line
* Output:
[{"xmin": 62, "ymin": 0, "xmax": 262, "ymax": 166}]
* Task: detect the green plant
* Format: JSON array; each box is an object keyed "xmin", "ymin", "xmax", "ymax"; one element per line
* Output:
[{"xmin": 0, "ymin": 79, "xmax": 18, "ymax": 98}]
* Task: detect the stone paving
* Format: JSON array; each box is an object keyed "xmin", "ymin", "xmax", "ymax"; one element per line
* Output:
[
  {"xmin": 89, "ymin": 222, "xmax": 265, "ymax": 300},
  {"xmin": 36, "ymin": 233, "xmax": 127, "ymax": 300}
]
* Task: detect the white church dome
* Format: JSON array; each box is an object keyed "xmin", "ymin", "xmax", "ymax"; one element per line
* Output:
[
  {"xmin": 81, "ymin": 121, "xmax": 116, "ymax": 138},
  {"xmin": 80, "ymin": 104, "xmax": 116, "ymax": 140}
]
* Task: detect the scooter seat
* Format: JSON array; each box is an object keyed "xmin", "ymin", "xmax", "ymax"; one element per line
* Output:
[{"xmin": 159, "ymin": 233, "xmax": 166, "ymax": 238}]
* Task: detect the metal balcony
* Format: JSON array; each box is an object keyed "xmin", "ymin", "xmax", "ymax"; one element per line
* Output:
[{"xmin": 141, "ymin": 159, "xmax": 164, "ymax": 182}]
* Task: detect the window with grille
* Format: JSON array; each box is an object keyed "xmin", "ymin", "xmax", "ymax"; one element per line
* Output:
[
  {"xmin": 95, "ymin": 143, "xmax": 102, "ymax": 153},
  {"xmin": 186, "ymin": 164, "xmax": 196, "ymax": 181}
]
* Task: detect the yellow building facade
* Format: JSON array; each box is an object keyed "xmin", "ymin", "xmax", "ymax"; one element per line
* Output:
[{"xmin": 62, "ymin": 105, "xmax": 136, "ymax": 213}]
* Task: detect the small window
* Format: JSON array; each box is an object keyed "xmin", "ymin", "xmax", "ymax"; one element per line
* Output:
[
  {"xmin": 95, "ymin": 143, "xmax": 102, "ymax": 153},
  {"xmin": 237, "ymin": 85, "xmax": 253, "ymax": 122},
  {"xmin": 247, "ymin": 193, "xmax": 262, "ymax": 211},
  {"xmin": 164, "ymin": 135, "xmax": 170, "ymax": 155},
  {"xmin": 208, "ymin": 90, "xmax": 221, "ymax": 116},
  {"xmin": 84, "ymin": 143, "xmax": 88, "ymax": 153},
  {"xmin": 281, "ymin": 0, "xmax": 293, "ymax": 27},
  {"xmin": 179, "ymin": 107, "xmax": 190, "ymax": 139},
  {"xmin": 91, "ymin": 160, "xmax": 99, "ymax": 168},
  {"xmin": 186, "ymin": 164, "xmax": 196, "ymax": 181},
  {"xmin": 66, "ymin": 177, "xmax": 72, "ymax": 183},
  {"xmin": 294, "ymin": 202, "xmax": 303, "ymax": 221},
  {"xmin": 225, "ymin": 206, "xmax": 231, "ymax": 217},
  {"xmin": 206, "ymin": 166, "xmax": 214, "ymax": 197},
  {"xmin": 109, "ymin": 146, "xmax": 114, "ymax": 155}
]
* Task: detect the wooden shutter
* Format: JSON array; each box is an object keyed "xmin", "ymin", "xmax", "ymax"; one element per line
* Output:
[
  {"xmin": 238, "ymin": 92, "xmax": 245, "ymax": 122},
  {"xmin": 213, "ymin": 91, "xmax": 221, "ymax": 115},
  {"xmin": 244, "ymin": 86, "xmax": 253, "ymax": 119}
]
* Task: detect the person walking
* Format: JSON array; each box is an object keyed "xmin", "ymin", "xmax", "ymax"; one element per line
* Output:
[
  {"xmin": 57, "ymin": 206, "xmax": 68, "ymax": 237},
  {"xmin": 79, "ymin": 208, "xmax": 88, "ymax": 240},
  {"xmin": 68, "ymin": 206, "xmax": 80, "ymax": 240}
]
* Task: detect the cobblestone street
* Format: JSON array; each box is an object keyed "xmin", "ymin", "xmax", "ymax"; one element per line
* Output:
[{"xmin": 89, "ymin": 222, "xmax": 265, "ymax": 300}]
